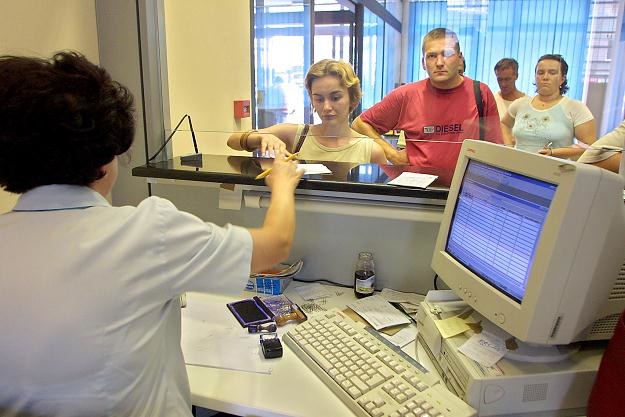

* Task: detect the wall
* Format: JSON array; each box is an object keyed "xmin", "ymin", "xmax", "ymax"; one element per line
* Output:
[
  {"xmin": 93, "ymin": 0, "xmax": 254, "ymax": 203},
  {"xmin": 164, "ymin": 0, "xmax": 252, "ymax": 158},
  {"xmin": 150, "ymin": 183, "xmax": 442, "ymax": 294},
  {"xmin": 0, "ymin": 0, "xmax": 99, "ymax": 213},
  {"xmin": 586, "ymin": 82, "xmax": 608, "ymax": 136}
]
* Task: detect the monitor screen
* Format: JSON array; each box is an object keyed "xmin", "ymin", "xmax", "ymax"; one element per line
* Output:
[{"xmin": 445, "ymin": 160, "xmax": 557, "ymax": 303}]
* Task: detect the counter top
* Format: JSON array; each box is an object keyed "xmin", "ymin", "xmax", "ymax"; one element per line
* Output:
[{"xmin": 132, "ymin": 154, "xmax": 451, "ymax": 200}]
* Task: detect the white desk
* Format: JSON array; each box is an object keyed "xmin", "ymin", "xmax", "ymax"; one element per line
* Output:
[
  {"xmin": 184, "ymin": 284, "xmax": 588, "ymax": 417},
  {"xmin": 185, "ymin": 282, "xmax": 431, "ymax": 417}
]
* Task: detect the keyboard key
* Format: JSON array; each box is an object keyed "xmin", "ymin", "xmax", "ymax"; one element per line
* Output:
[
  {"xmin": 366, "ymin": 374, "xmax": 385, "ymax": 389},
  {"xmin": 347, "ymin": 385, "xmax": 362, "ymax": 399}
]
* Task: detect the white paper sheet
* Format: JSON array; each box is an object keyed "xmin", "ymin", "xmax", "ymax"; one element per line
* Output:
[
  {"xmin": 295, "ymin": 283, "xmax": 333, "ymax": 300},
  {"xmin": 298, "ymin": 163, "xmax": 332, "ymax": 175},
  {"xmin": 458, "ymin": 331, "xmax": 507, "ymax": 367},
  {"xmin": 424, "ymin": 289, "xmax": 462, "ymax": 303},
  {"xmin": 181, "ymin": 294, "xmax": 274, "ymax": 374},
  {"xmin": 380, "ymin": 288, "xmax": 425, "ymax": 305},
  {"xmin": 388, "ymin": 172, "xmax": 438, "ymax": 188}
]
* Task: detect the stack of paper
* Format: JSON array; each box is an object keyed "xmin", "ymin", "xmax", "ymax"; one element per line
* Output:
[{"xmin": 348, "ymin": 289, "xmax": 425, "ymax": 348}]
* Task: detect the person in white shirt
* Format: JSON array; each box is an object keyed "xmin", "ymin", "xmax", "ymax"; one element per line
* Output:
[
  {"xmin": 578, "ymin": 119, "xmax": 625, "ymax": 173},
  {"xmin": 0, "ymin": 51, "xmax": 303, "ymax": 417},
  {"xmin": 493, "ymin": 58, "xmax": 526, "ymax": 121}
]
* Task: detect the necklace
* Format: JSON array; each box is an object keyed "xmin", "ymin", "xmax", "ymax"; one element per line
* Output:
[{"xmin": 534, "ymin": 95, "xmax": 561, "ymax": 109}]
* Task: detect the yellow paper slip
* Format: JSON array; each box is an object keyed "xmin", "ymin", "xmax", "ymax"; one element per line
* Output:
[{"xmin": 434, "ymin": 316, "xmax": 471, "ymax": 339}]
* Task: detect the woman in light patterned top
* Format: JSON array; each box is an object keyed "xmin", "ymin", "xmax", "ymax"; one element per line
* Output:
[{"xmin": 501, "ymin": 54, "xmax": 596, "ymax": 159}]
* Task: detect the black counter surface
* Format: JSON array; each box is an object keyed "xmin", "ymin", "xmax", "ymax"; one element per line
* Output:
[{"xmin": 132, "ymin": 154, "xmax": 452, "ymax": 200}]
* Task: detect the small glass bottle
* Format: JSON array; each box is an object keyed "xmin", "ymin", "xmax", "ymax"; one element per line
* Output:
[{"xmin": 354, "ymin": 252, "xmax": 376, "ymax": 298}]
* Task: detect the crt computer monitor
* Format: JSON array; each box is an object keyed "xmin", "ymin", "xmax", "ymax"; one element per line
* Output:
[{"xmin": 431, "ymin": 140, "xmax": 625, "ymax": 346}]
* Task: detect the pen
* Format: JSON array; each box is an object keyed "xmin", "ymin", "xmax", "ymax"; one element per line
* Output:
[
  {"xmin": 544, "ymin": 141, "xmax": 553, "ymax": 149},
  {"xmin": 595, "ymin": 145, "xmax": 623, "ymax": 152},
  {"xmin": 254, "ymin": 152, "xmax": 299, "ymax": 180}
]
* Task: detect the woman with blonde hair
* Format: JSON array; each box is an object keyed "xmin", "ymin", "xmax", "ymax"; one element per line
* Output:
[{"xmin": 229, "ymin": 59, "xmax": 386, "ymax": 164}]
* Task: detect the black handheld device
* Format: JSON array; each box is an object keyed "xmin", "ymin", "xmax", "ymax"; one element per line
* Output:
[{"xmin": 226, "ymin": 297, "xmax": 274, "ymax": 328}]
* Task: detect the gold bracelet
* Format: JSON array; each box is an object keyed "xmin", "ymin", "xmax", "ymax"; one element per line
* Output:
[{"xmin": 239, "ymin": 129, "xmax": 258, "ymax": 152}]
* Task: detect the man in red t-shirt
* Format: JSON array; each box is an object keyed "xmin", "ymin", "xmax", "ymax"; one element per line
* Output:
[{"xmin": 352, "ymin": 28, "xmax": 503, "ymax": 172}]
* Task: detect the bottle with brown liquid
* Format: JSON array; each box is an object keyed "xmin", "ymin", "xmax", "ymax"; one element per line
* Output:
[{"xmin": 354, "ymin": 252, "xmax": 376, "ymax": 298}]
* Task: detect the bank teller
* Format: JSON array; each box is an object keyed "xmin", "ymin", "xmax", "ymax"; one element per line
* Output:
[{"xmin": 0, "ymin": 51, "xmax": 302, "ymax": 417}]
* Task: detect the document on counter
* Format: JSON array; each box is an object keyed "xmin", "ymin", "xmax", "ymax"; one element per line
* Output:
[
  {"xmin": 348, "ymin": 295, "xmax": 411, "ymax": 330},
  {"xmin": 297, "ymin": 163, "xmax": 332, "ymax": 175},
  {"xmin": 387, "ymin": 172, "xmax": 438, "ymax": 188},
  {"xmin": 181, "ymin": 294, "xmax": 274, "ymax": 374}
]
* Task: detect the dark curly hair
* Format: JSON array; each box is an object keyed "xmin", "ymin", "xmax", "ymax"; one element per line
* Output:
[
  {"xmin": 535, "ymin": 54, "xmax": 569, "ymax": 95},
  {"xmin": 0, "ymin": 51, "xmax": 135, "ymax": 193}
]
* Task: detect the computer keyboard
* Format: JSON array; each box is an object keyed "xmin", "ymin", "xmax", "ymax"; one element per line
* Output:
[{"xmin": 283, "ymin": 309, "xmax": 476, "ymax": 417}]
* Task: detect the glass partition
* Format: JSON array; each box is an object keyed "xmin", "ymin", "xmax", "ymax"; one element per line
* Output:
[
  {"xmin": 253, "ymin": 0, "xmax": 312, "ymax": 127},
  {"xmin": 149, "ymin": 0, "xmax": 625, "ymax": 192},
  {"xmin": 252, "ymin": 0, "xmax": 401, "ymax": 125},
  {"xmin": 360, "ymin": 5, "xmax": 401, "ymax": 110}
]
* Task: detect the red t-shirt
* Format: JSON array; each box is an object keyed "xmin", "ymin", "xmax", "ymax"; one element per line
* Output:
[{"xmin": 360, "ymin": 77, "xmax": 503, "ymax": 171}]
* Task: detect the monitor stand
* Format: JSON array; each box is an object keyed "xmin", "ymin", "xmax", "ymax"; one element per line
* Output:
[{"xmin": 504, "ymin": 341, "xmax": 580, "ymax": 363}]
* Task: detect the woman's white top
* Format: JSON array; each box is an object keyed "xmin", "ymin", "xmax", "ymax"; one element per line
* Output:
[
  {"xmin": 509, "ymin": 96, "xmax": 594, "ymax": 152},
  {"xmin": 0, "ymin": 185, "xmax": 252, "ymax": 417}
]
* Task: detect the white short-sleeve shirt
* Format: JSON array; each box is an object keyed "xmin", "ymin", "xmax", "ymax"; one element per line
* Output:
[
  {"xmin": 508, "ymin": 96, "xmax": 594, "ymax": 152},
  {"xmin": 0, "ymin": 185, "xmax": 252, "ymax": 417},
  {"xmin": 578, "ymin": 120, "xmax": 625, "ymax": 164},
  {"xmin": 494, "ymin": 91, "xmax": 525, "ymax": 121}
]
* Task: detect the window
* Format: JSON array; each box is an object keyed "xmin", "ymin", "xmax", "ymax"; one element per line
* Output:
[
  {"xmin": 252, "ymin": 0, "xmax": 401, "ymax": 127},
  {"xmin": 406, "ymin": 0, "xmax": 592, "ymax": 100},
  {"xmin": 406, "ymin": 0, "xmax": 625, "ymax": 134},
  {"xmin": 253, "ymin": 0, "xmax": 312, "ymax": 127},
  {"xmin": 254, "ymin": 0, "xmax": 625, "ymax": 134}
]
